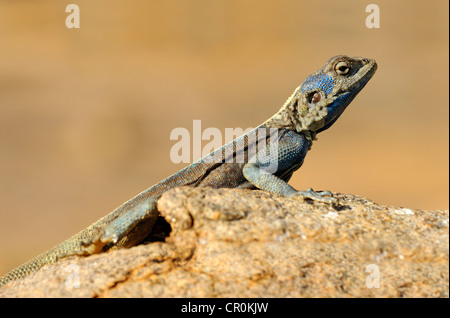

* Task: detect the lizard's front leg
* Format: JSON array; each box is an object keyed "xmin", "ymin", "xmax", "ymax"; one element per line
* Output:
[
  {"xmin": 243, "ymin": 163, "xmax": 336, "ymax": 204},
  {"xmin": 242, "ymin": 130, "xmax": 336, "ymax": 204}
]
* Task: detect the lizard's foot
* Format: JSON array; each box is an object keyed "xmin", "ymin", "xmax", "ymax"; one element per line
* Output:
[
  {"xmin": 81, "ymin": 200, "xmax": 158, "ymax": 254},
  {"xmin": 288, "ymin": 188, "xmax": 337, "ymax": 204}
]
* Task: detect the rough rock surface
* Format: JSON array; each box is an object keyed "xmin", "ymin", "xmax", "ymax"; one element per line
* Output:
[{"xmin": 0, "ymin": 187, "xmax": 448, "ymax": 297}]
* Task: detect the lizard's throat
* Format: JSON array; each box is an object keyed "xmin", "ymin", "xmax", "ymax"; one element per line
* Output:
[{"xmin": 264, "ymin": 96, "xmax": 328, "ymax": 147}]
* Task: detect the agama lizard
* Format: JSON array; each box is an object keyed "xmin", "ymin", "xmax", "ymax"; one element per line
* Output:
[{"xmin": 0, "ymin": 55, "xmax": 377, "ymax": 287}]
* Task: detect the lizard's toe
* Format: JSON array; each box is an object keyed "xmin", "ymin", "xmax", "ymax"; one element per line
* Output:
[
  {"xmin": 80, "ymin": 234, "xmax": 113, "ymax": 254},
  {"xmin": 289, "ymin": 188, "xmax": 337, "ymax": 204}
]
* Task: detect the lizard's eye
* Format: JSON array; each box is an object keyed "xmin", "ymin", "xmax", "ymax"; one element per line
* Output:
[
  {"xmin": 335, "ymin": 61, "xmax": 350, "ymax": 75},
  {"xmin": 307, "ymin": 91, "xmax": 321, "ymax": 104}
]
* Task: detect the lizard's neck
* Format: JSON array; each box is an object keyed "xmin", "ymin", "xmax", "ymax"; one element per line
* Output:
[{"xmin": 263, "ymin": 88, "xmax": 317, "ymax": 148}]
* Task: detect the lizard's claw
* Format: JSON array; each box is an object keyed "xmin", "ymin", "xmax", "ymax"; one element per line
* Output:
[
  {"xmin": 288, "ymin": 188, "xmax": 337, "ymax": 204},
  {"xmin": 80, "ymin": 234, "xmax": 114, "ymax": 255}
]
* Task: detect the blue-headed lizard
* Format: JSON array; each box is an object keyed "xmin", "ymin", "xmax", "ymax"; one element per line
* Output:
[{"xmin": 0, "ymin": 55, "xmax": 377, "ymax": 287}]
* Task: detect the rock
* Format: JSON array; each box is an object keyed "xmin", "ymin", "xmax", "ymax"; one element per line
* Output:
[{"xmin": 0, "ymin": 187, "xmax": 448, "ymax": 297}]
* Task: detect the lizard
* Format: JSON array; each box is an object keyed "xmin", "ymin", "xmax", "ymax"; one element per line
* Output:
[{"xmin": 0, "ymin": 55, "xmax": 377, "ymax": 287}]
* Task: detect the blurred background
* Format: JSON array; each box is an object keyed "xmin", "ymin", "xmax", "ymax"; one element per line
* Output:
[{"xmin": 0, "ymin": 0, "xmax": 448, "ymax": 275}]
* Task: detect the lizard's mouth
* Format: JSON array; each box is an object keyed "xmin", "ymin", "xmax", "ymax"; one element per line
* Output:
[
  {"xmin": 334, "ymin": 58, "xmax": 377, "ymax": 97},
  {"xmin": 351, "ymin": 59, "xmax": 377, "ymax": 89}
]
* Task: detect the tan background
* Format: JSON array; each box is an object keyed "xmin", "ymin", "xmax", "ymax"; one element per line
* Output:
[{"xmin": 0, "ymin": 0, "xmax": 448, "ymax": 275}]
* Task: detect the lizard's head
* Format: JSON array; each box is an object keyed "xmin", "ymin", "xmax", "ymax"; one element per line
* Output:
[
  {"xmin": 266, "ymin": 55, "xmax": 377, "ymax": 143},
  {"xmin": 297, "ymin": 55, "xmax": 377, "ymax": 134}
]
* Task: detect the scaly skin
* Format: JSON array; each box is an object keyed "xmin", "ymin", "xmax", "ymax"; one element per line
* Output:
[{"xmin": 0, "ymin": 55, "xmax": 377, "ymax": 287}]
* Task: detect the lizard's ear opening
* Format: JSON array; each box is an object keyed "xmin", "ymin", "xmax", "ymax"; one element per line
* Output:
[
  {"xmin": 304, "ymin": 90, "xmax": 326, "ymax": 107},
  {"xmin": 307, "ymin": 91, "xmax": 321, "ymax": 104}
]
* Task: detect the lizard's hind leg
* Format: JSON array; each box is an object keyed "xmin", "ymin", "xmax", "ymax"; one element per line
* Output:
[{"xmin": 82, "ymin": 200, "xmax": 158, "ymax": 254}]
